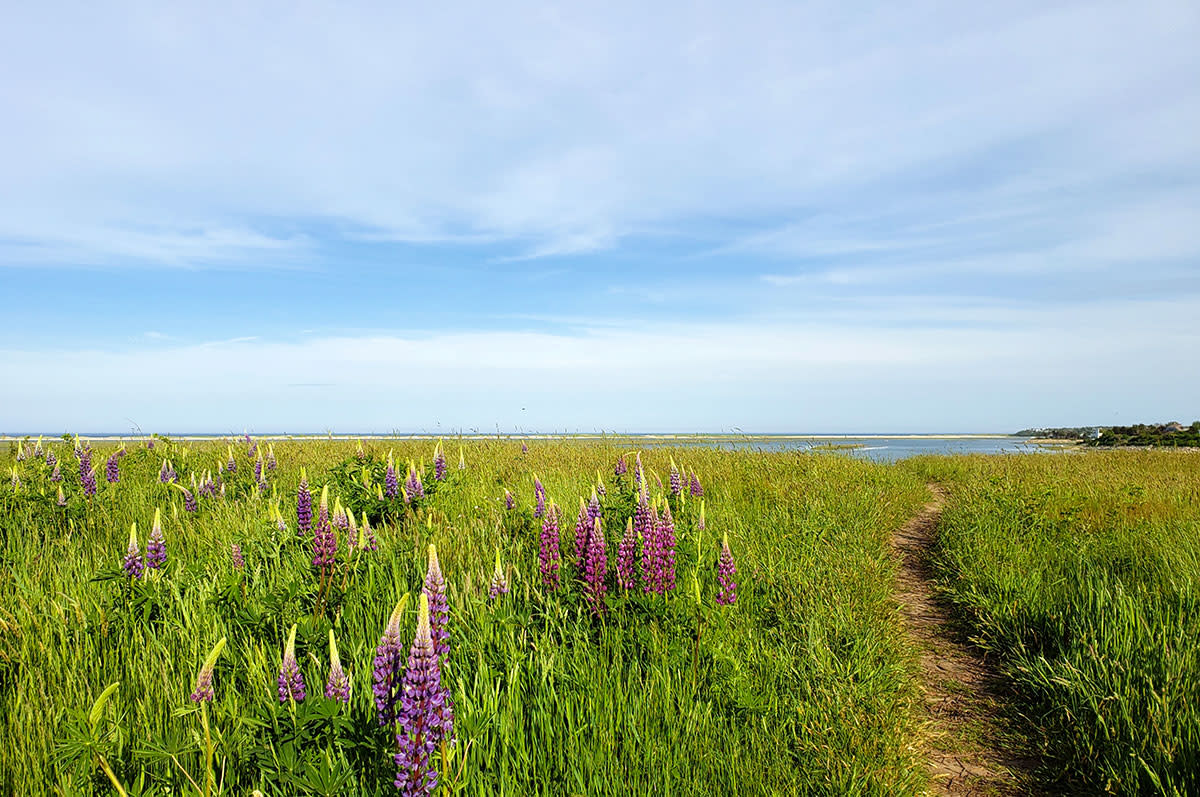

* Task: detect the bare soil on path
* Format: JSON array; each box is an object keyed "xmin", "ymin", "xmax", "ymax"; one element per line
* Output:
[{"xmin": 892, "ymin": 485, "xmax": 1039, "ymax": 796}]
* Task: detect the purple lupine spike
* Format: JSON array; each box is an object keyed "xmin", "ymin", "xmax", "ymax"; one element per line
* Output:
[
  {"xmin": 587, "ymin": 493, "xmax": 601, "ymax": 523},
  {"xmin": 45, "ymin": 450, "xmax": 56, "ymax": 470},
  {"xmin": 225, "ymin": 447, "xmax": 237, "ymax": 474},
  {"xmin": 312, "ymin": 486, "xmax": 338, "ymax": 575},
  {"xmin": 247, "ymin": 439, "xmax": 257, "ymax": 458},
  {"xmin": 15, "ymin": 442, "xmax": 25, "ymax": 462},
  {"xmin": 616, "ymin": 517, "xmax": 637, "ymax": 591},
  {"xmin": 346, "ymin": 512, "xmax": 359, "ymax": 553},
  {"xmin": 325, "ymin": 630, "xmax": 351, "ymax": 703},
  {"xmin": 433, "ymin": 445, "xmax": 447, "ymax": 482},
  {"xmin": 182, "ymin": 487, "xmax": 197, "ymax": 513},
  {"xmin": 634, "ymin": 453, "xmax": 643, "ymax": 490},
  {"xmin": 122, "ymin": 523, "xmax": 144, "ymax": 579},
  {"xmin": 504, "ymin": 490, "xmax": 514, "ymax": 510},
  {"xmin": 595, "ymin": 471, "xmax": 606, "ymax": 498},
  {"xmin": 267, "ymin": 445, "xmax": 277, "ymax": 471},
  {"xmin": 690, "ymin": 472, "xmax": 703, "ymax": 497},
  {"xmin": 394, "ymin": 592, "xmax": 454, "ymax": 797},
  {"xmin": 296, "ymin": 471, "xmax": 312, "ymax": 537},
  {"xmin": 190, "ymin": 638, "xmax": 226, "ymax": 704},
  {"xmin": 78, "ymin": 446, "xmax": 97, "ymax": 497},
  {"xmin": 406, "ymin": 464, "xmax": 424, "ymax": 501},
  {"xmin": 572, "ymin": 498, "xmax": 590, "ymax": 566},
  {"xmin": 146, "ymin": 508, "xmax": 167, "ymax": 569},
  {"xmin": 244, "ymin": 432, "xmax": 252, "ymax": 444},
  {"xmin": 634, "ymin": 492, "xmax": 656, "ymax": 592},
  {"xmin": 332, "ymin": 499, "xmax": 350, "ymax": 533},
  {"xmin": 533, "ymin": 476, "xmax": 546, "ymax": 519},
  {"xmin": 386, "ymin": 455, "xmax": 399, "ymax": 499},
  {"xmin": 231, "ymin": 542, "xmax": 245, "ymax": 570},
  {"xmin": 614, "ymin": 455, "xmax": 627, "ymax": 478},
  {"xmin": 159, "ymin": 459, "xmax": 171, "ymax": 483},
  {"xmin": 668, "ymin": 459, "xmax": 682, "ymax": 496},
  {"xmin": 374, "ymin": 597, "xmax": 408, "ymax": 724},
  {"xmin": 539, "ymin": 503, "xmax": 561, "ymax": 589},
  {"xmin": 584, "ymin": 517, "xmax": 607, "ymax": 614},
  {"xmin": 657, "ymin": 502, "xmax": 677, "ymax": 593},
  {"xmin": 56, "ymin": 485, "xmax": 67, "ymax": 506},
  {"xmin": 424, "ymin": 545, "xmax": 449, "ymax": 661},
  {"xmin": 716, "ymin": 533, "xmax": 737, "ymax": 606},
  {"xmin": 253, "ymin": 456, "xmax": 263, "ymax": 485},
  {"xmin": 145, "ymin": 437, "xmax": 154, "ymax": 450},
  {"xmin": 488, "ymin": 549, "xmax": 509, "ymax": 600},
  {"xmin": 521, "ymin": 442, "xmax": 528, "ymax": 454},
  {"xmin": 278, "ymin": 625, "xmax": 306, "ymax": 703},
  {"xmin": 49, "ymin": 459, "xmax": 62, "ymax": 483}
]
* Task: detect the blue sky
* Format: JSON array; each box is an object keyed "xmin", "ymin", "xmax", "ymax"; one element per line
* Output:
[{"xmin": 2, "ymin": 1, "xmax": 1199, "ymax": 433}]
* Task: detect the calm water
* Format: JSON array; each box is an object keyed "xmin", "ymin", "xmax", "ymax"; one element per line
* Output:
[{"xmin": 643, "ymin": 436, "xmax": 1058, "ymax": 462}]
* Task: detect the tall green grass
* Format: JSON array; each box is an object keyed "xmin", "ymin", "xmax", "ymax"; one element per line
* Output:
[
  {"xmin": 907, "ymin": 451, "xmax": 1200, "ymax": 794},
  {"xmin": 0, "ymin": 439, "xmax": 929, "ymax": 795}
]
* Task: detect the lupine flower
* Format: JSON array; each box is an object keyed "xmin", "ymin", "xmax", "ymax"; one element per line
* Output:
[
  {"xmin": 45, "ymin": 449, "xmax": 57, "ymax": 469},
  {"xmin": 406, "ymin": 463, "xmax": 425, "ymax": 501},
  {"xmin": 273, "ymin": 501, "xmax": 288, "ymax": 534},
  {"xmin": 634, "ymin": 453, "xmax": 643, "ymax": 490},
  {"xmin": 312, "ymin": 485, "xmax": 338, "ymax": 575},
  {"xmin": 190, "ymin": 637, "xmax": 227, "ymax": 703},
  {"xmin": 385, "ymin": 453, "xmax": 399, "ymax": 499},
  {"xmin": 504, "ymin": 490, "xmax": 514, "ymax": 511},
  {"xmin": 332, "ymin": 497, "xmax": 350, "ymax": 533},
  {"xmin": 253, "ymin": 455, "xmax": 264, "ymax": 486},
  {"xmin": 159, "ymin": 459, "xmax": 171, "ymax": 483},
  {"xmin": 182, "ymin": 486, "xmax": 197, "ymax": 513},
  {"xmin": 78, "ymin": 446, "xmax": 97, "ymax": 496},
  {"xmin": 325, "ymin": 630, "xmax": 351, "ymax": 702},
  {"xmin": 457, "ymin": 446, "xmax": 465, "ymax": 470},
  {"xmin": 521, "ymin": 442, "xmax": 528, "ymax": 454},
  {"xmin": 361, "ymin": 512, "xmax": 378, "ymax": 552},
  {"xmin": 267, "ymin": 445, "xmax": 277, "ymax": 471},
  {"xmin": 656, "ymin": 502, "xmax": 677, "ymax": 593},
  {"xmin": 488, "ymin": 549, "xmax": 509, "ymax": 600},
  {"xmin": 373, "ymin": 594, "xmax": 409, "ymax": 725},
  {"xmin": 539, "ymin": 503, "xmax": 561, "ymax": 589},
  {"xmin": 56, "ymin": 485, "xmax": 67, "ymax": 506},
  {"xmin": 614, "ymin": 455, "xmax": 627, "ymax": 478},
  {"xmin": 595, "ymin": 471, "xmax": 606, "ymax": 498},
  {"xmin": 583, "ymin": 517, "xmax": 607, "ymax": 614},
  {"xmin": 433, "ymin": 444, "xmax": 447, "ymax": 482},
  {"xmin": 49, "ymin": 459, "xmax": 62, "ymax": 483},
  {"xmin": 533, "ymin": 476, "xmax": 546, "ymax": 519},
  {"xmin": 572, "ymin": 498, "xmax": 590, "ymax": 566},
  {"xmin": 296, "ymin": 470, "xmax": 312, "ymax": 537},
  {"xmin": 231, "ymin": 542, "xmax": 245, "ymax": 570},
  {"xmin": 10, "ymin": 466, "xmax": 19, "ymax": 490},
  {"xmin": 15, "ymin": 441, "xmax": 25, "ymax": 462},
  {"xmin": 634, "ymin": 492, "xmax": 656, "ymax": 592},
  {"xmin": 355, "ymin": 439, "xmax": 366, "ymax": 461},
  {"xmin": 587, "ymin": 491, "xmax": 602, "ymax": 523},
  {"xmin": 247, "ymin": 439, "xmax": 257, "ymax": 458},
  {"xmin": 225, "ymin": 446, "xmax": 237, "ymax": 474},
  {"xmin": 146, "ymin": 437, "xmax": 155, "ymax": 450},
  {"xmin": 424, "ymin": 545, "xmax": 449, "ymax": 661},
  {"xmin": 690, "ymin": 472, "xmax": 703, "ymax": 497},
  {"xmin": 122, "ymin": 523, "xmax": 144, "ymax": 579},
  {"xmin": 698, "ymin": 500, "xmax": 706, "ymax": 531},
  {"xmin": 668, "ymin": 458, "xmax": 682, "ymax": 496},
  {"xmin": 146, "ymin": 508, "xmax": 167, "ymax": 569},
  {"xmin": 393, "ymin": 593, "xmax": 454, "ymax": 797},
  {"xmin": 716, "ymin": 532, "xmax": 737, "ymax": 605},
  {"xmin": 277, "ymin": 624, "xmax": 306, "ymax": 703},
  {"xmin": 244, "ymin": 432, "xmax": 252, "ymax": 444},
  {"xmin": 616, "ymin": 517, "xmax": 638, "ymax": 590}
]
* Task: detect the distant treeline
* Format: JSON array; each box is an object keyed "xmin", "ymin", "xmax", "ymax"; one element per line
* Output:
[
  {"xmin": 1090, "ymin": 422, "xmax": 1200, "ymax": 448},
  {"xmin": 1015, "ymin": 422, "xmax": 1200, "ymax": 447}
]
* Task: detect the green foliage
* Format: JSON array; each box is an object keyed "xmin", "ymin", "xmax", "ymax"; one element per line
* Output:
[
  {"xmin": 907, "ymin": 450, "xmax": 1200, "ymax": 794},
  {"xmin": 0, "ymin": 437, "xmax": 930, "ymax": 794}
]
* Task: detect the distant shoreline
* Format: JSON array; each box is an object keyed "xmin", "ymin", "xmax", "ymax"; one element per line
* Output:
[{"xmin": 3, "ymin": 432, "xmax": 1021, "ymax": 442}]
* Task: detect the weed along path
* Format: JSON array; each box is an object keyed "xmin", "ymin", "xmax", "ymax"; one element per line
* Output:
[{"xmin": 892, "ymin": 485, "xmax": 1033, "ymax": 796}]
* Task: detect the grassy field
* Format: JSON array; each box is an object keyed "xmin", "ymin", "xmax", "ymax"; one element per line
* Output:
[
  {"xmin": 907, "ymin": 451, "xmax": 1200, "ymax": 795},
  {"xmin": 0, "ymin": 438, "xmax": 932, "ymax": 795}
]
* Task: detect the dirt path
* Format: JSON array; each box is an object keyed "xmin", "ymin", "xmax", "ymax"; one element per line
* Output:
[{"xmin": 893, "ymin": 485, "xmax": 1035, "ymax": 795}]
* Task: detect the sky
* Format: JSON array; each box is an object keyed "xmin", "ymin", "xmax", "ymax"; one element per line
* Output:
[{"xmin": 2, "ymin": 1, "xmax": 1199, "ymax": 434}]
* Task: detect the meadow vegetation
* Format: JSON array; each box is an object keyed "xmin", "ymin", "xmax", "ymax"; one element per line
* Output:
[
  {"xmin": 0, "ymin": 437, "xmax": 931, "ymax": 795},
  {"xmin": 907, "ymin": 450, "xmax": 1200, "ymax": 795}
]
